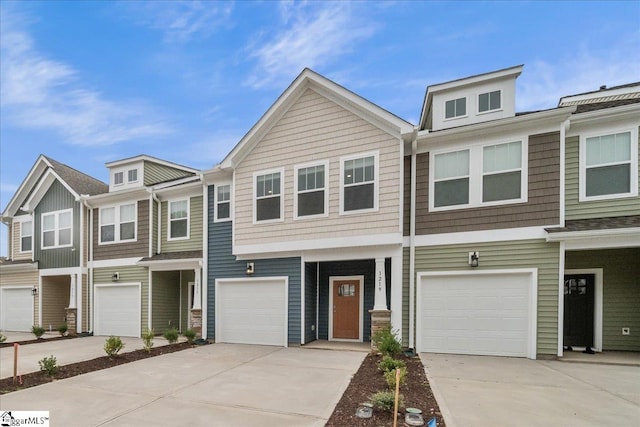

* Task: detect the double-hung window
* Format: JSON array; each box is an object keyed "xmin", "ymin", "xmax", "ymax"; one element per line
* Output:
[
  {"xmin": 99, "ymin": 203, "xmax": 136, "ymax": 243},
  {"xmin": 341, "ymin": 153, "xmax": 378, "ymax": 213},
  {"xmin": 482, "ymin": 141, "xmax": 522, "ymax": 202},
  {"xmin": 478, "ymin": 90, "xmax": 501, "ymax": 113},
  {"xmin": 20, "ymin": 220, "xmax": 32, "ymax": 252},
  {"xmin": 215, "ymin": 184, "xmax": 231, "ymax": 221},
  {"xmin": 295, "ymin": 162, "xmax": 327, "ymax": 218},
  {"xmin": 581, "ymin": 130, "xmax": 637, "ymax": 200},
  {"xmin": 169, "ymin": 199, "xmax": 189, "ymax": 239},
  {"xmin": 41, "ymin": 209, "xmax": 72, "ymax": 249},
  {"xmin": 445, "ymin": 97, "xmax": 466, "ymax": 119},
  {"xmin": 433, "ymin": 150, "xmax": 470, "ymax": 208},
  {"xmin": 255, "ymin": 170, "xmax": 283, "ymax": 222},
  {"xmin": 127, "ymin": 169, "xmax": 138, "ymax": 183}
]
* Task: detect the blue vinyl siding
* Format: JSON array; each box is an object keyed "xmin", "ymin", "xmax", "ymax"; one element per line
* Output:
[{"xmin": 304, "ymin": 262, "xmax": 318, "ymax": 343}]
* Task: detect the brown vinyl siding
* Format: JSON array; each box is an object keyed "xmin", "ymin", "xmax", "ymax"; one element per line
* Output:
[
  {"xmin": 408, "ymin": 132, "xmax": 561, "ymax": 235},
  {"xmin": 93, "ymin": 200, "xmax": 150, "ymax": 260},
  {"xmin": 151, "ymin": 271, "xmax": 180, "ymax": 333},
  {"xmin": 41, "ymin": 275, "xmax": 70, "ymax": 330},
  {"xmin": 143, "ymin": 162, "xmax": 193, "ymax": 186}
]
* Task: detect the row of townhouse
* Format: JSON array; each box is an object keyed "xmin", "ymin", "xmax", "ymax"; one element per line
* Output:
[{"xmin": 1, "ymin": 65, "xmax": 638, "ymax": 359}]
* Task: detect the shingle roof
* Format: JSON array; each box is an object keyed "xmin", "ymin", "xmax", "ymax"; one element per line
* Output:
[
  {"xmin": 44, "ymin": 155, "xmax": 108, "ymax": 196},
  {"xmin": 545, "ymin": 215, "xmax": 640, "ymax": 233},
  {"xmin": 138, "ymin": 250, "xmax": 203, "ymax": 262}
]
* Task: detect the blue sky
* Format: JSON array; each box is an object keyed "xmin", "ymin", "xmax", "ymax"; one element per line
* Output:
[{"xmin": 1, "ymin": 0, "xmax": 639, "ymax": 256}]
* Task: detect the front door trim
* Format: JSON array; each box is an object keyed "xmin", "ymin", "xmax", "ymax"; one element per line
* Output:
[
  {"xmin": 329, "ymin": 275, "xmax": 364, "ymax": 342},
  {"xmin": 565, "ymin": 269, "xmax": 603, "ymax": 352}
]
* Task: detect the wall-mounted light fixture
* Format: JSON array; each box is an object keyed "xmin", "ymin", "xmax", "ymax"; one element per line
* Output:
[
  {"xmin": 112, "ymin": 272, "xmax": 120, "ymax": 282},
  {"xmin": 468, "ymin": 251, "xmax": 479, "ymax": 268},
  {"xmin": 246, "ymin": 262, "xmax": 255, "ymax": 275},
  {"xmin": 31, "ymin": 286, "xmax": 38, "ymax": 296}
]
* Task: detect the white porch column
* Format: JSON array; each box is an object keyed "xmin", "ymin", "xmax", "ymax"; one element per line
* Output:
[
  {"xmin": 192, "ymin": 268, "xmax": 202, "ymax": 310},
  {"xmin": 373, "ymin": 258, "xmax": 388, "ymax": 310},
  {"xmin": 69, "ymin": 274, "xmax": 77, "ymax": 309}
]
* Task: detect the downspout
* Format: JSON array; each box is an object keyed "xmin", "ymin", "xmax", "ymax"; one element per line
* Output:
[
  {"xmin": 409, "ymin": 132, "xmax": 418, "ymax": 350},
  {"xmin": 200, "ymin": 173, "xmax": 208, "ymax": 339},
  {"xmin": 151, "ymin": 191, "xmax": 161, "ymax": 254}
]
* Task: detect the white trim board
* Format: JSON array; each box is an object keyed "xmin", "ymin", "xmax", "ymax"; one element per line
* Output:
[
  {"xmin": 406, "ymin": 226, "xmax": 550, "ymax": 247},
  {"xmin": 328, "ymin": 275, "xmax": 364, "ymax": 342}
]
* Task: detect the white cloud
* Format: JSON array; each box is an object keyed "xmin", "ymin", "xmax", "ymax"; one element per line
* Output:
[
  {"xmin": 0, "ymin": 182, "xmax": 19, "ymax": 194},
  {"xmin": 245, "ymin": 2, "xmax": 376, "ymax": 89},
  {"xmin": 0, "ymin": 7, "xmax": 171, "ymax": 146}
]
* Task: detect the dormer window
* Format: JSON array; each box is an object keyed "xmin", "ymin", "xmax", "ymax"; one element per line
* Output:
[
  {"xmin": 127, "ymin": 169, "xmax": 138, "ymax": 183},
  {"xmin": 479, "ymin": 90, "xmax": 501, "ymax": 113},
  {"xmin": 114, "ymin": 172, "xmax": 124, "ymax": 186},
  {"xmin": 445, "ymin": 97, "xmax": 466, "ymax": 119}
]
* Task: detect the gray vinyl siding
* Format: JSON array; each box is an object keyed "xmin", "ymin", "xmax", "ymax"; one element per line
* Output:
[
  {"xmin": 34, "ymin": 180, "xmax": 80, "ymax": 269},
  {"xmin": 161, "ymin": 196, "xmax": 203, "ymax": 252},
  {"xmin": 143, "ymin": 161, "xmax": 193, "ymax": 186},
  {"xmin": 408, "ymin": 239, "xmax": 560, "ymax": 356},
  {"xmin": 151, "ymin": 271, "xmax": 180, "ymax": 333},
  {"xmin": 565, "ymin": 132, "xmax": 640, "ymax": 220},
  {"xmin": 180, "ymin": 270, "xmax": 195, "ymax": 332},
  {"xmin": 94, "ymin": 266, "xmax": 149, "ymax": 335},
  {"xmin": 566, "ymin": 248, "xmax": 640, "ymax": 351},
  {"xmin": 304, "ymin": 262, "xmax": 318, "ymax": 344},
  {"xmin": 207, "ymin": 186, "xmax": 301, "ymax": 344},
  {"xmin": 93, "ymin": 200, "xmax": 149, "ymax": 260}
]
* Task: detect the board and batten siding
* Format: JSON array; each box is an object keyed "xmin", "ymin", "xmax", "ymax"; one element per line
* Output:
[
  {"xmin": 406, "ymin": 239, "xmax": 560, "ymax": 355},
  {"xmin": 151, "ymin": 271, "xmax": 180, "ymax": 333},
  {"xmin": 234, "ymin": 88, "xmax": 402, "ymax": 247},
  {"xmin": 143, "ymin": 161, "xmax": 193, "ymax": 186},
  {"xmin": 11, "ymin": 222, "xmax": 32, "ymax": 261},
  {"xmin": 566, "ymin": 248, "xmax": 640, "ymax": 351},
  {"xmin": 161, "ymin": 196, "xmax": 203, "ymax": 252},
  {"xmin": 93, "ymin": 266, "xmax": 149, "ymax": 335},
  {"xmin": 0, "ymin": 270, "xmax": 39, "ymax": 326},
  {"xmin": 92, "ymin": 200, "xmax": 150, "ymax": 260},
  {"xmin": 34, "ymin": 180, "xmax": 80, "ymax": 269},
  {"xmin": 565, "ymin": 132, "xmax": 640, "ymax": 220}
]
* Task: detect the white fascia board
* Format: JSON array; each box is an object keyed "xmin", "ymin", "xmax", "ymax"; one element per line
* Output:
[
  {"xmin": 2, "ymin": 155, "xmax": 51, "ymax": 217},
  {"xmin": 546, "ymin": 228, "xmax": 640, "ymax": 249},
  {"xmin": 91, "ymin": 257, "xmax": 143, "ymax": 269},
  {"xmin": 427, "ymin": 65, "xmax": 524, "ymax": 95},
  {"xmin": 24, "ymin": 169, "xmax": 80, "ymax": 211},
  {"xmin": 234, "ymin": 233, "xmax": 403, "ymax": 258},
  {"xmin": 405, "ymin": 226, "xmax": 551, "ymax": 247},
  {"xmin": 153, "ymin": 182, "xmax": 202, "ymax": 200},
  {"xmin": 86, "ymin": 188, "xmax": 150, "ymax": 207},
  {"xmin": 136, "ymin": 258, "xmax": 202, "ymax": 271},
  {"xmin": 567, "ymin": 103, "xmax": 640, "ymax": 126},
  {"xmin": 202, "ymin": 166, "xmax": 232, "ymax": 185},
  {"xmin": 106, "ymin": 155, "xmax": 197, "ymax": 173},
  {"xmin": 39, "ymin": 266, "xmax": 83, "ymax": 276}
]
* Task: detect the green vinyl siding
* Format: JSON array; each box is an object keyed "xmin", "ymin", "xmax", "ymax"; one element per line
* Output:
[
  {"xmin": 143, "ymin": 161, "xmax": 193, "ymax": 186},
  {"xmin": 406, "ymin": 239, "xmax": 560, "ymax": 355},
  {"xmin": 565, "ymin": 132, "xmax": 640, "ymax": 220},
  {"xmin": 151, "ymin": 271, "xmax": 180, "ymax": 333},
  {"xmin": 566, "ymin": 248, "xmax": 640, "ymax": 351},
  {"xmin": 94, "ymin": 266, "xmax": 148, "ymax": 335},
  {"xmin": 161, "ymin": 196, "xmax": 203, "ymax": 252}
]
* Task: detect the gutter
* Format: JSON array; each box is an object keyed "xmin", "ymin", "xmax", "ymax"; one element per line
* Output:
[{"xmin": 80, "ymin": 196, "xmax": 94, "ymax": 333}]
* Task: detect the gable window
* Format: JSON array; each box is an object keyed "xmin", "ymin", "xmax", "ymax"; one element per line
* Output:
[
  {"xmin": 20, "ymin": 220, "xmax": 32, "ymax": 252},
  {"xmin": 479, "ymin": 90, "xmax": 501, "ymax": 113},
  {"xmin": 114, "ymin": 172, "xmax": 124, "ymax": 186},
  {"xmin": 295, "ymin": 162, "xmax": 327, "ymax": 218},
  {"xmin": 433, "ymin": 150, "xmax": 470, "ymax": 207},
  {"xmin": 169, "ymin": 199, "xmax": 189, "ymax": 239},
  {"xmin": 41, "ymin": 209, "xmax": 72, "ymax": 249},
  {"xmin": 445, "ymin": 97, "xmax": 466, "ymax": 119},
  {"xmin": 215, "ymin": 184, "xmax": 231, "ymax": 221},
  {"xmin": 255, "ymin": 170, "xmax": 283, "ymax": 222},
  {"xmin": 99, "ymin": 203, "xmax": 137, "ymax": 244},
  {"xmin": 483, "ymin": 141, "xmax": 522, "ymax": 202},
  {"xmin": 341, "ymin": 153, "xmax": 378, "ymax": 213},
  {"xmin": 127, "ymin": 169, "xmax": 138, "ymax": 183},
  {"xmin": 581, "ymin": 130, "xmax": 636, "ymax": 200}
]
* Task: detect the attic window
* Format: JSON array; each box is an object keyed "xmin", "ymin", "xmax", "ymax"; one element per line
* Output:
[
  {"xmin": 114, "ymin": 172, "xmax": 124, "ymax": 186},
  {"xmin": 445, "ymin": 97, "xmax": 466, "ymax": 119},
  {"xmin": 127, "ymin": 169, "xmax": 138, "ymax": 183},
  {"xmin": 479, "ymin": 90, "xmax": 501, "ymax": 113}
]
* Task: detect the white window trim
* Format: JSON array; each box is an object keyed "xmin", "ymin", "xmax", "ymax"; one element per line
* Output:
[
  {"xmin": 18, "ymin": 218, "xmax": 33, "ymax": 253},
  {"xmin": 41, "ymin": 208, "xmax": 73, "ymax": 250},
  {"xmin": 127, "ymin": 168, "xmax": 139, "ymax": 184},
  {"xmin": 339, "ymin": 151, "xmax": 379, "ymax": 216},
  {"xmin": 443, "ymin": 96, "xmax": 468, "ymax": 121},
  {"xmin": 214, "ymin": 182, "xmax": 233, "ymax": 223},
  {"xmin": 168, "ymin": 198, "xmax": 190, "ymax": 241},
  {"xmin": 253, "ymin": 167, "xmax": 285, "ymax": 224},
  {"xmin": 98, "ymin": 203, "xmax": 138, "ymax": 245},
  {"xmin": 578, "ymin": 127, "xmax": 638, "ymax": 202},
  {"xmin": 477, "ymin": 90, "xmax": 503, "ymax": 115},
  {"xmin": 113, "ymin": 171, "xmax": 124, "ymax": 186},
  {"xmin": 429, "ymin": 138, "xmax": 528, "ymax": 212},
  {"xmin": 294, "ymin": 160, "xmax": 329, "ymax": 221}
]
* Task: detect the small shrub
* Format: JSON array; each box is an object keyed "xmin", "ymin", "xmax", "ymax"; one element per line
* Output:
[
  {"xmin": 38, "ymin": 355, "xmax": 58, "ymax": 376},
  {"xmin": 369, "ymin": 390, "xmax": 404, "ymax": 412},
  {"xmin": 184, "ymin": 329, "xmax": 196, "ymax": 344},
  {"xmin": 104, "ymin": 336, "xmax": 124, "ymax": 357},
  {"xmin": 384, "ymin": 366, "xmax": 408, "ymax": 389},
  {"xmin": 57, "ymin": 324, "xmax": 68, "ymax": 336},
  {"xmin": 163, "ymin": 327, "xmax": 179, "ymax": 344},
  {"xmin": 31, "ymin": 325, "xmax": 45, "ymax": 339},
  {"xmin": 378, "ymin": 355, "xmax": 406, "ymax": 373},
  {"xmin": 0, "ymin": 333, "xmax": 6, "ymax": 343},
  {"xmin": 372, "ymin": 327, "xmax": 402, "ymax": 357},
  {"xmin": 142, "ymin": 329, "xmax": 154, "ymax": 352}
]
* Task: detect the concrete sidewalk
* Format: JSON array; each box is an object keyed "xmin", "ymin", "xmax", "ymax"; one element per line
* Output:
[
  {"xmin": 422, "ymin": 353, "xmax": 640, "ymax": 427},
  {"xmin": 0, "ymin": 344, "xmax": 365, "ymax": 426}
]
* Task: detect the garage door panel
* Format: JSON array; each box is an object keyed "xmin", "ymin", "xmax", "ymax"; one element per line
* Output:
[
  {"xmin": 1, "ymin": 288, "xmax": 33, "ymax": 332},
  {"xmin": 95, "ymin": 285, "xmax": 140, "ymax": 337}
]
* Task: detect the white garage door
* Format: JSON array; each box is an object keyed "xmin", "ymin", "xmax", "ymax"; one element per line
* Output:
[
  {"xmin": 94, "ymin": 284, "xmax": 140, "ymax": 337},
  {"xmin": 418, "ymin": 271, "xmax": 535, "ymax": 358},
  {"xmin": 1, "ymin": 287, "xmax": 33, "ymax": 332},
  {"xmin": 216, "ymin": 278, "xmax": 287, "ymax": 346}
]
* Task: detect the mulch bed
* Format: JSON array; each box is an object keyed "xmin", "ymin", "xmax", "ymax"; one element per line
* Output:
[
  {"xmin": 0, "ymin": 335, "xmax": 76, "ymax": 348},
  {"xmin": 0, "ymin": 341, "xmax": 192, "ymax": 395},
  {"xmin": 326, "ymin": 352, "xmax": 446, "ymax": 427}
]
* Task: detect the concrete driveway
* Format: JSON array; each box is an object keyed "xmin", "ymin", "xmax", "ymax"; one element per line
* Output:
[
  {"xmin": 422, "ymin": 353, "xmax": 640, "ymax": 427},
  {"xmin": 1, "ymin": 344, "xmax": 365, "ymax": 426}
]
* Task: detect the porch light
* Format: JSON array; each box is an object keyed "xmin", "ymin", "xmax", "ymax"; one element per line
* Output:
[
  {"xmin": 112, "ymin": 272, "xmax": 120, "ymax": 282},
  {"xmin": 246, "ymin": 262, "xmax": 255, "ymax": 275},
  {"xmin": 31, "ymin": 286, "xmax": 38, "ymax": 296},
  {"xmin": 468, "ymin": 252, "xmax": 479, "ymax": 268}
]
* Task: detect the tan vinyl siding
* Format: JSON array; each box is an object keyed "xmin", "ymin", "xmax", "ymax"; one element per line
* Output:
[
  {"xmin": 566, "ymin": 248, "xmax": 640, "ymax": 351},
  {"xmin": 161, "ymin": 196, "xmax": 203, "ymax": 252},
  {"xmin": 93, "ymin": 200, "xmax": 150, "ymax": 260},
  {"xmin": 41, "ymin": 276, "xmax": 70, "ymax": 330},
  {"xmin": 143, "ymin": 161, "xmax": 193, "ymax": 186},
  {"xmin": 565, "ymin": 132, "xmax": 640, "ymax": 220},
  {"xmin": 234, "ymin": 88, "xmax": 402, "ymax": 247},
  {"xmin": 0, "ymin": 270, "xmax": 39, "ymax": 326},
  {"xmin": 94, "ymin": 266, "xmax": 149, "ymax": 335},
  {"xmin": 12, "ymin": 222, "xmax": 33, "ymax": 261},
  {"xmin": 407, "ymin": 239, "xmax": 560, "ymax": 355},
  {"xmin": 151, "ymin": 271, "xmax": 180, "ymax": 333}
]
